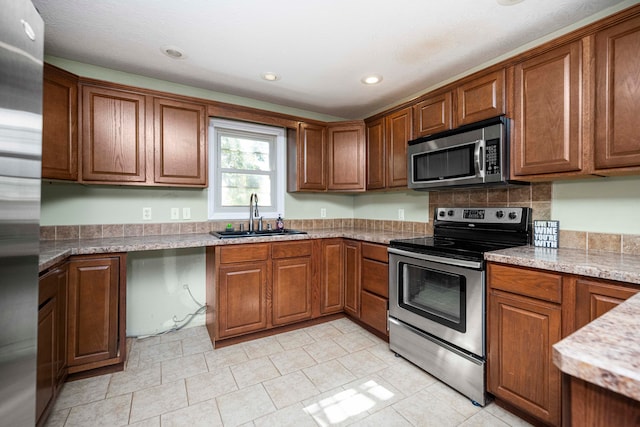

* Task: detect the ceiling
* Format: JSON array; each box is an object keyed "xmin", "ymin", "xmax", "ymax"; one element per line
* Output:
[{"xmin": 33, "ymin": 0, "xmax": 631, "ymax": 119}]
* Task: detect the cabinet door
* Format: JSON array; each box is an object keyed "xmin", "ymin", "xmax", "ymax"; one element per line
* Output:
[
  {"xmin": 456, "ymin": 69, "xmax": 505, "ymax": 126},
  {"xmin": 575, "ymin": 278, "xmax": 639, "ymax": 329},
  {"xmin": 272, "ymin": 257, "xmax": 312, "ymax": 325},
  {"xmin": 594, "ymin": 15, "xmax": 640, "ymax": 171},
  {"xmin": 366, "ymin": 118, "xmax": 385, "ymax": 190},
  {"xmin": 488, "ymin": 290, "xmax": 561, "ymax": 426},
  {"xmin": 320, "ymin": 239, "xmax": 344, "ymax": 314},
  {"xmin": 512, "ymin": 41, "xmax": 584, "ymax": 177},
  {"xmin": 344, "ymin": 240, "xmax": 361, "ymax": 317},
  {"xmin": 154, "ymin": 98, "xmax": 207, "ymax": 186},
  {"xmin": 360, "ymin": 291, "xmax": 388, "ymax": 336},
  {"xmin": 81, "ymin": 85, "xmax": 146, "ymax": 183},
  {"xmin": 67, "ymin": 256, "xmax": 121, "ymax": 368},
  {"xmin": 327, "ymin": 122, "xmax": 365, "ymax": 191},
  {"xmin": 413, "ymin": 91, "xmax": 452, "ymax": 138},
  {"xmin": 42, "ymin": 64, "xmax": 78, "ymax": 180},
  {"xmin": 296, "ymin": 122, "xmax": 327, "ymax": 190},
  {"xmin": 36, "ymin": 298, "xmax": 55, "ymax": 424},
  {"xmin": 217, "ymin": 262, "xmax": 269, "ymax": 338},
  {"xmin": 385, "ymin": 107, "xmax": 412, "ymax": 188},
  {"xmin": 37, "ymin": 265, "xmax": 68, "ymax": 424}
]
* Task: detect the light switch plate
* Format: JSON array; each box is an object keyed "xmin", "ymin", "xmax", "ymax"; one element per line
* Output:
[
  {"xmin": 171, "ymin": 208, "xmax": 180, "ymax": 220},
  {"xmin": 182, "ymin": 207, "xmax": 191, "ymax": 220}
]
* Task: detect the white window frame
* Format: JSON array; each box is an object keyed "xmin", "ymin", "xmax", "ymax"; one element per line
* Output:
[{"xmin": 208, "ymin": 118, "xmax": 285, "ymax": 220}]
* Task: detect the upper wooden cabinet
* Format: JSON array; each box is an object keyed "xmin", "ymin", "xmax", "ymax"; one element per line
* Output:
[
  {"xmin": 365, "ymin": 107, "xmax": 412, "ymax": 190},
  {"xmin": 81, "ymin": 84, "xmax": 147, "ymax": 183},
  {"xmin": 413, "ymin": 91, "xmax": 452, "ymax": 138},
  {"xmin": 512, "ymin": 40, "xmax": 585, "ymax": 178},
  {"xmin": 81, "ymin": 84, "xmax": 208, "ymax": 187},
  {"xmin": 289, "ymin": 120, "xmax": 365, "ymax": 192},
  {"xmin": 456, "ymin": 68, "xmax": 505, "ymax": 126},
  {"xmin": 288, "ymin": 122, "xmax": 327, "ymax": 191},
  {"xmin": 42, "ymin": 64, "xmax": 78, "ymax": 181},
  {"xmin": 365, "ymin": 117, "xmax": 385, "ymax": 189},
  {"xmin": 386, "ymin": 108, "xmax": 412, "ymax": 188},
  {"xmin": 327, "ymin": 121, "xmax": 365, "ymax": 191},
  {"xmin": 594, "ymin": 14, "xmax": 640, "ymax": 173},
  {"xmin": 153, "ymin": 97, "xmax": 207, "ymax": 186}
]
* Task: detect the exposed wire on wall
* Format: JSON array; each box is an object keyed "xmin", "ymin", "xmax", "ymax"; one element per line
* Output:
[{"xmin": 129, "ymin": 284, "xmax": 207, "ymax": 340}]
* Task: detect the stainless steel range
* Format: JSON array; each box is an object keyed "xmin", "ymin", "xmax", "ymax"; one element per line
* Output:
[{"xmin": 388, "ymin": 207, "xmax": 532, "ymax": 406}]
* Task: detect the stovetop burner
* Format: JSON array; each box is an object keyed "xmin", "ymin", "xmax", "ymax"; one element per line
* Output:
[{"xmin": 390, "ymin": 207, "xmax": 532, "ymax": 262}]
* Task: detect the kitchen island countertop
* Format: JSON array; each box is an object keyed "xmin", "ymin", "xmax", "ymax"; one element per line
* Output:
[
  {"xmin": 484, "ymin": 245, "xmax": 640, "ymax": 402},
  {"xmin": 39, "ymin": 228, "xmax": 417, "ymax": 272}
]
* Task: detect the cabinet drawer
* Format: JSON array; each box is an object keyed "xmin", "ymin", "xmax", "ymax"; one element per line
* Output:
[
  {"xmin": 218, "ymin": 244, "xmax": 270, "ymax": 264},
  {"xmin": 361, "ymin": 258, "xmax": 388, "ymax": 297},
  {"xmin": 272, "ymin": 240, "xmax": 312, "ymax": 259},
  {"xmin": 361, "ymin": 242, "xmax": 388, "ymax": 263},
  {"xmin": 488, "ymin": 263, "xmax": 563, "ymax": 303},
  {"xmin": 360, "ymin": 291, "xmax": 388, "ymax": 335}
]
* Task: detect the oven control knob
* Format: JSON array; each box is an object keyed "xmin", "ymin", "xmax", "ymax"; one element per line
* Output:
[
  {"xmin": 508, "ymin": 211, "xmax": 518, "ymax": 220},
  {"xmin": 496, "ymin": 210, "xmax": 504, "ymax": 218},
  {"xmin": 447, "ymin": 210, "xmax": 454, "ymax": 217},
  {"xmin": 439, "ymin": 210, "xmax": 446, "ymax": 217}
]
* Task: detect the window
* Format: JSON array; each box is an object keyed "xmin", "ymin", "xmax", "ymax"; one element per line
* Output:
[{"xmin": 208, "ymin": 118, "xmax": 285, "ymax": 220}]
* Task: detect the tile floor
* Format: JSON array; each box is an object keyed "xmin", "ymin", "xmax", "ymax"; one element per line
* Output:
[{"xmin": 44, "ymin": 319, "xmax": 532, "ymax": 427}]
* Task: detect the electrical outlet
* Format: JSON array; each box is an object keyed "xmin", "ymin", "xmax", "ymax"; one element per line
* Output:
[
  {"xmin": 182, "ymin": 207, "xmax": 191, "ymax": 220},
  {"xmin": 142, "ymin": 207, "xmax": 152, "ymax": 221},
  {"xmin": 320, "ymin": 208, "xmax": 327, "ymax": 218},
  {"xmin": 171, "ymin": 208, "xmax": 180, "ymax": 220},
  {"xmin": 398, "ymin": 208, "xmax": 405, "ymax": 221}
]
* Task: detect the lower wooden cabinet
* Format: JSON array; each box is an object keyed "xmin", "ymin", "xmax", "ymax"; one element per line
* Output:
[
  {"xmin": 488, "ymin": 262, "xmax": 639, "ymax": 426},
  {"xmin": 488, "ymin": 289, "xmax": 562, "ymax": 425},
  {"xmin": 37, "ymin": 264, "xmax": 68, "ymax": 426},
  {"xmin": 343, "ymin": 240, "xmax": 361, "ymax": 318},
  {"xmin": 272, "ymin": 241, "xmax": 313, "ymax": 326},
  {"xmin": 359, "ymin": 243, "xmax": 389, "ymax": 336},
  {"xmin": 211, "ymin": 241, "xmax": 315, "ymax": 340},
  {"xmin": 575, "ymin": 277, "xmax": 639, "ymax": 329},
  {"xmin": 67, "ymin": 254, "xmax": 126, "ymax": 374},
  {"xmin": 320, "ymin": 239, "xmax": 345, "ymax": 314},
  {"xmin": 217, "ymin": 261, "xmax": 269, "ymax": 338}
]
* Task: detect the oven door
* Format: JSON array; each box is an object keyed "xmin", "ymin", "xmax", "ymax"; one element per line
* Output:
[{"xmin": 388, "ymin": 247, "xmax": 485, "ymax": 357}]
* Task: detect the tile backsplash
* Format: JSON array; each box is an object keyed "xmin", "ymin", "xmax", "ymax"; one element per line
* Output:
[{"xmin": 40, "ymin": 182, "xmax": 639, "ymax": 255}]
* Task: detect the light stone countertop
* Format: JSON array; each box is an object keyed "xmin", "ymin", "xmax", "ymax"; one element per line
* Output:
[
  {"xmin": 552, "ymin": 293, "xmax": 640, "ymax": 401},
  {"xmin": 38, "ymin": 228, "xmax": 416, "ymax": 272},
  {"xmin": 484, "ymin": 245, "xmax": 640, "ymax": 402},
  {"xmin": 484, "ymin": 245, "xmax": 640, "ymax": 285}
]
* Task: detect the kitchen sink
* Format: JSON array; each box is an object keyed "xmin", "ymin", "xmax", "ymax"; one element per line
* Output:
[{"xmin": 210, "ymin": 229, "xmax": 307, "ymax": 239}]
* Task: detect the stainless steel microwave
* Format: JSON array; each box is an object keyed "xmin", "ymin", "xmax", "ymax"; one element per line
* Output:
[{"xmin": 408, "ymin": 116, "xmax": 518, "ymax": 191}]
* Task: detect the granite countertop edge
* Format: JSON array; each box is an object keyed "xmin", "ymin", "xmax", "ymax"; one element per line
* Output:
[
  {"xmin": 38, "ymin": 228, "xmax": 415, "ymax": 272},
  {"xmin": 552, "ymin": 293, "xmax": 640, "ymax": 401},
  {"xmin": 485, "ymin": 245, "xmax": 640, "ymax": 402}
]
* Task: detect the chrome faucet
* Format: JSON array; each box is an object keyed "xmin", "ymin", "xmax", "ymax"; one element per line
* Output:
[{"xmin": 248, "ymin": 193, "xmax": 259, "ymax": 232}]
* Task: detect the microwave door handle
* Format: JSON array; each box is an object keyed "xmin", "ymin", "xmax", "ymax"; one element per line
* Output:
[{"xmin": 475, "ymin": 140, "xmax": 485, "ymax": 176}]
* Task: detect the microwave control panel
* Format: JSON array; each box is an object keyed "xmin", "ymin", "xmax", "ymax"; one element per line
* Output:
[{"xmin": 485, "ymin": 138, "xmax": 500, "ymax": 176}]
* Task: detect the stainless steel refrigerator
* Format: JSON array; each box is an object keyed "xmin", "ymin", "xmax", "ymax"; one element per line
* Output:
[{"xmin": 0, "ymin": 0, "xmax": 43, "ymax": 425}]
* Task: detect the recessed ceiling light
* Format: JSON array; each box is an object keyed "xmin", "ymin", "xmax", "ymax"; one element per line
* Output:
[
  {"xmin": 261, "ymin": 72, "xmax": 280, "ymax": 81},
  {"xmin": 361, "ymin": 75, "xmax": 383, "ymax": 85},
  {"xmin": 497, "ymin": 0, "xmax": 524, "ymax": 5},
  {"xmin": 160, "ymin": 45, "xmax": 187, "ymax": 59}
]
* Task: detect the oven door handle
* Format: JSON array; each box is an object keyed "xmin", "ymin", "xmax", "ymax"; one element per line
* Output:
[{"xmin": 387, "ymin": 247, "xmax": 483, "ymax": 270}]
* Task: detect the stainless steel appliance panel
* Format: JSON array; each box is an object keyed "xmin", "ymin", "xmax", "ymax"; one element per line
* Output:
[
  {"xmin": 389, "ymin": 318, "xmax": 486, "ymax": 406},
  {"xmin": 388, "ymin": 248, "xmax": 485, "ymax": 357},
  {"xmin": 0, "ymin": 1, "xmax": 43, "ymax": 425}
]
